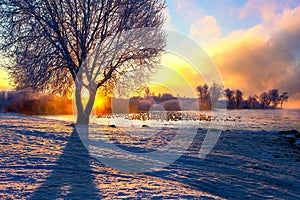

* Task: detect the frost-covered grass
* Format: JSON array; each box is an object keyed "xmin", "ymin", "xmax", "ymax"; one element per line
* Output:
[{"xmin": 0, "ymin": 112, "xmax": 299, "ymax": 199}]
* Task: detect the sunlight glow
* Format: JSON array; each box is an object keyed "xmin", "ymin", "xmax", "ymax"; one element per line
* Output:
[
  {"xmin": 146, "ymin": 53, "xmax": 206, "ymax": 98},
  {"xmin": 0, "ymin": 68, "xmax": 12, "ymax": 90}
]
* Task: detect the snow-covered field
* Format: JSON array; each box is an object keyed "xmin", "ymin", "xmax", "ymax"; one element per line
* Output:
[{"xmin": 0, "ymin": 111, "xmax": 300, "ymax": 199}]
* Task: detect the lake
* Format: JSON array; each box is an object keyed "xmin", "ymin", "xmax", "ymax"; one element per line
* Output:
[{"xmin": 41, "ymin": 108, "xmax": 300, "ymax": 132}]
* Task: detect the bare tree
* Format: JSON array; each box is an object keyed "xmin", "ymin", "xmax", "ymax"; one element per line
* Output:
[
  {"xmin": 278, "ymin": 92, "xmax": 289, "ymax": 108},
  {"xmin": 267, "ymin": 89, "xmax": 279, "ymax": 108},
  {"xmin": 209, "ymin": 82, "xmax": 223, "ymax": 108},
  {"xmin": 259, "ymin": 92, "xmax": 269, "ymax": 109},
  {"xmin": 224, "ymin": 89, "xmax": 235, "ymax": 109},
  {"xmin": 196, "ymin": 84, "xmax": 211, "ymax": 110},
  {"xmin": 247, "ymin": 95, "xmax": 259, "ymax": 109},
  {"xmin": 235, "ymin": 89, "xmax": 243, "ymax": 109},
  {"xmin": 144, "ymin": 87, "xmax": 150, "ymax": 99},
  {"xmin": 0, "ymin": 0, "xmax": 166, "ymax": 124}
]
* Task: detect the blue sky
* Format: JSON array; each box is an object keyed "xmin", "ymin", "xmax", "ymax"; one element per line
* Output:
[
  {"xmin": 166, "ymin": 0, "xmax": 254, "ymax": 36},
  {"xmin": 165, "ymin": 0, "xmax": 300, "ymax": 37}
]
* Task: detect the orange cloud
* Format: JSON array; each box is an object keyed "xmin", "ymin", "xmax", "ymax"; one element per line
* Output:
[
  {"xmin": 209, "ymin": 5, "xmax": 300, "ymax": 108},
  {"xmin": 190, "ymin": 15, "xmax": 221, "ymax": 48},
  {"xmin": 239, "ymin": 0, "xmax": 279, "ymax": 21}
]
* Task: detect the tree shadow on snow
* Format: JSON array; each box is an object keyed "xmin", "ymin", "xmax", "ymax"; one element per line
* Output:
[{"xmin": 30, "ymin": 127, "xmax": 101, "ymax": 199}]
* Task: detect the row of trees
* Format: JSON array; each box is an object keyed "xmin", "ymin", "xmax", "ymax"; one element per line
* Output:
[
  {"xmin": 0, "ymin": 85, "xmax": 289, "ymax": 115},
  {"xmin": 129, "ymin": 88, "xmax": 180, "ymax": 113},
  {"xmin": 196, "ymin": 83, "xmax": 289, "ymax": 110},
  {"xmin": 116, "ymin": 85, "xmax": 290, "ymax": 113},
  {"xmin": 196, "ymin": 83, "xmax": 223, "ymax": 110},
  {"xmin": 0, "ymin": 91, "xmax": 73, "ymax": 115},
  {"xmin": 224, "ymin": 88, "xmax": 289, "ymax": 109}
]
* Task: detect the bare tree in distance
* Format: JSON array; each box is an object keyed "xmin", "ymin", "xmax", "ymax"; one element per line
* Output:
[
  {"xmin": 259, "ymin": 92, "xmax": 269, "ymax": 109},
  {"xmin": 209, "ymin": 82, "xmax": 223, "ymax": 108},
  {"xmin": 224, "ymin": 89, "xmax": 235, "ymax": 109},
  {"xmin": 195, "ymin": 82, "xmax": 223, "ymax": 110},
  {"xmin": 267, "ymin": 89, "xmax": 279, "ymax": 108},
  {"xmin": 247, "ymin": 95, "xmax": 259, "ymax": 109},
  {"xmin": 0, "ymin": 0, "xmax": 166, "ymax": 124},
  {"xmin": 235, "ymin": 89, "xmax": 243, "ymax": 109},
  {"xmin": 144, "ymin": 87, "xmax": 151, "ymax": 99},
  {"xmin": 279, "ymin": 92, "xmax": 289, "ymax": 109},
  {"xmin": 196, "ymin": 84, "xmax": 211, "ymax": 110}
]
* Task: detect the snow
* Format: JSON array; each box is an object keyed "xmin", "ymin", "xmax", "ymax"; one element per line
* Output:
[{"xmin": 0, "ymin": 112, "xmax": 300, "ymax": 199}]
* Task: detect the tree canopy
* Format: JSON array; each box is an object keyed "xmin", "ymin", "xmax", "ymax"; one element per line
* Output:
[{"xmin": 0, "ymin": 0, "xmax": 166, "ymax": 123}]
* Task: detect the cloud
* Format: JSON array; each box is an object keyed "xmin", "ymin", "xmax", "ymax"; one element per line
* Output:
[
  {"xmin": 210, "ymin": 4, "xmax": 300, "ymax": 107},
  {"xmin": 239, "ymin": 0, "xmax": 279, "ymax": 21},
  {"xmin": 167, "ymin": 1, "xmax": 222, "ymax": 48},
  {"xmin": 172, "ymin": 0, "xmax": 204, "ymax": 22},
  {"xmin": 239, "ymin": 0, "xmax": 300, "ymax": 23},
  {"xmin": 190, "ymin": 15, "xmax": 222, "ymax": 48}
]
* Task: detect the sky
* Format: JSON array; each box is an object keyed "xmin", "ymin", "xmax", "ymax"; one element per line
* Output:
[
  {"xmin": 161, "ymin": 0, "xmax": 300, "ymax": 108},
  {"xmin": 1, "ymin": 0, "xmax": 300, "ymax": 108}
]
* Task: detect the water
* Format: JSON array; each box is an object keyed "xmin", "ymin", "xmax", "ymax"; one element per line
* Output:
[
  {"xmin": 41, "ymin": 109, "xmax": 300, "ymax": 132},
  {"xmin": 213, "ymin": 109, "xmax": 300, "ymax": 132}
]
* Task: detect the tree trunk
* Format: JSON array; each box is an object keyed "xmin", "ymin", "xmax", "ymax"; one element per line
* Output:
[
  {"xmin": 76, "ymin": 110, "xmax": 90, "ymax": 125},
  {"xmin": 75, "ymin": 85, "xmax": 97, "ymax": 125}
]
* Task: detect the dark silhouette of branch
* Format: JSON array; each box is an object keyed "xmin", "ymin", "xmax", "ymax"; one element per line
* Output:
[{"xmin": 0, "ymin": 0, "xmax": 166, "ymax": 124}]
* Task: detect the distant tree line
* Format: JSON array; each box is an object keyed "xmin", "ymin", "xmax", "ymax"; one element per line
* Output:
[
  {"xmin": 196, "ymin": 82, "xmax": 223, "ymax": 110},
  {"xmin": 129, "ymin": 87, "xmax": 180, "ymax": 113},
  {"xmin": 0, "ymin": 90, "xmax": 72, "ymax": 115},
  {"xmin": 224, "ymin": 88, "xmax": 288, "ymax": 109},
  {"xmin": 0, "ymin": 88, "xmax": 181, "ymax": 115},
  {"xmin": 0, "ymin": 85, "xmax": 289, "ymax": 115},
  {"xmin": 196, "ymin": 83, "xmax": 289, "ymax": 110},
  {"xmin": 0, "ymin": 90, "xmax": 115, "ymax": 115}
]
